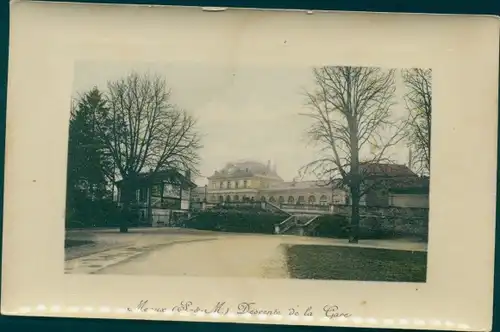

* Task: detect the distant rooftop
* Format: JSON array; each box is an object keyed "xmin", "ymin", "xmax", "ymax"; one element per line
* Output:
[
  {"xmin": 115, "ymin": 169, "xmax": 197, "ymax": 188},
  {"xmin": 208, "ymin": 160, "xmax": 283, "ymax": 180},
  {"xmin": 266, "ymin": 179, "xmax": 332, "ymax": 190},
  {"xmin": 359, "ymin": 162, "xmax": 417, "ymax": 177}
]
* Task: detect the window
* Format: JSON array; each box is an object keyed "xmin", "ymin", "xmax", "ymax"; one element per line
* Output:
[
  {"xmin": 288, "ymin": 196, "xmax": 294, "ymax": 204},
  {"xmin": 219, "ymin": 182, "xmax": 223, "ymax": 189},
  {"xmin": 308, "ymin": 196, "xmax": 316, "ymax": 204},
  {"xmin": 235, "ymin": 181, "xmax": 239, "ymax": 189},
  {"xmin": 278, "ymin": 196, "xmax": 285, "ymax": 204},
  {"xmin": 225, "ymin": 195, "xmax": 231, "ymax": 202},
  {"xmin": 234, "ymin": 195, "xmax": 239, "ymax": 202},
  {"xmin": 260, "ymin": 196, "xmax": 266, "ymax": 202},
  {"xmin": 320, "ymin": 195, "xmax": 328, "ymax": 205},
  {"xmin": 269, "ymin": 196, "xmax": 276, "ymax": 203},
  {"xmin": 297, "ymin": 196, "xmax": 305, "ymax": 205},
  {"xmin": 151, "ymin": 185, "xmax": 160, "ymax": 196},
  {"xmin": 243, "ymin": 180, "xmax": 248, "ymax": 188},
  {"xmin": 218, "ymin": 195, "xmax": 224, "ymax": 202},
  {"xmin": 139, "ymin": 188, "xmax": 147, "ymax": 202},
  {"xmin": 227, "ymin": 181, "xmax": 231, "ymax": 189}
]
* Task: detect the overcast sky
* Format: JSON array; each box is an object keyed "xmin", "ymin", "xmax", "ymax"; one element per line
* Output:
[{"xmin": 73, "ymin": 62, "xmax": 411, "ymax": 186}]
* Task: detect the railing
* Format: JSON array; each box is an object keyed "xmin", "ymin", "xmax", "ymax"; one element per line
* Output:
[
  {"xmin": 302, "ymin": 215, "xmax": 320, "ymax": 227},
  {"xmin": 274, "ymin": 215, "xmax": 296, "ymax": 234},
  {"xmin": 279, "ymin": 203, "xmax": 331, "ymax": 214},
  {"xmin": 205, "ymin": 202, "xmax": 217, "ymax": 209},
  {"xmin": 265, "ymin": 202, "xmax": 291, "ymax": 216},
  {"xmin": 218, "ymin": 201, "xmax": 262, "ymax": 209},
  {"xmin": 301, "ymin": 215, "xmax": 322, "ymax": 236}
]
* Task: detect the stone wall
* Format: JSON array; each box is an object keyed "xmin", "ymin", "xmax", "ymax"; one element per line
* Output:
[{"xmin": 335, "ymin": 205, "xmax": 429, "ymax": 239}]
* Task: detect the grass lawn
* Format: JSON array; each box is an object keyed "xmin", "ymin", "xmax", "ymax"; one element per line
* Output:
[
  {"xmin": 65, "ymin": 239, "xmax": 94, "ymax": 248},
  {"xmin": 286, "ymin": 245, "xmax": 427, "ymax": 282}
]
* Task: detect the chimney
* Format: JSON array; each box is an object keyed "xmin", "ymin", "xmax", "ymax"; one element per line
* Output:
[{"xmin": 267, "ymin": 160, "xmax": 271, "ymax": 170}]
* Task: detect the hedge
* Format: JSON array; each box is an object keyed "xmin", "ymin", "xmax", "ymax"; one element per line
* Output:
[
  {"xmin": 312, "ymin": 215, "xmax": 350, "ymax": 238},
  {"xmin": 312, "ymin": 215, "xmax": 406, "ymax": 240},
  {"xmin": 184, "ymin": 209, "xmax": 284, "ymax": 234}
]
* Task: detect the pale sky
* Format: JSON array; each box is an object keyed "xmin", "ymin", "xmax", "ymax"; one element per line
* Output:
[{"xmin": 73, "ymin": 62, "xmax": 411, "ymax": 186}]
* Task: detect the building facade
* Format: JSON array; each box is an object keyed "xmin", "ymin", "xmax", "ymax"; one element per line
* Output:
[
  {"xmin": 192, "ymin": 160, "xmax": 429, "ymax": 209},
  {"xmin": 192, "ymin": 160, "xmax": 348, "ymax": 206},
  {"xmin": 359, "ymin": 163, "xmax": 430, "ymax": 208},
  {"xmin": 115, "ymin": 169, "xmax": 196, "ymax": 227}
]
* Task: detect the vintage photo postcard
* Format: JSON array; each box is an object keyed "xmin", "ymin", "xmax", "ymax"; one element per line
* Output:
[{"xmin": 2, "ymin": 1, "xmax": 499, "ymax": 331}]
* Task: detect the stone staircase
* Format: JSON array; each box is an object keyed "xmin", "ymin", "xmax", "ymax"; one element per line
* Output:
[
  {"xmin": 195, "ymin": 201, "xmax": 322, "ymax": 237},
  {"xmin": 275, "ymin": 214, "xmax": 322, "ymax": 236}
]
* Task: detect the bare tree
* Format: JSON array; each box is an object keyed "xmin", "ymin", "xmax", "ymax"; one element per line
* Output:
[
  {"xmin": 402, "ymin": 68, "xmax": 432, "ymax": 176},
  {"xmin": 300, "ymin": 66, "xmax": 407, "ymax": 243},
  {"xmin": 96, "ymin": 72, "xmax": 202, "ymax": 232}
]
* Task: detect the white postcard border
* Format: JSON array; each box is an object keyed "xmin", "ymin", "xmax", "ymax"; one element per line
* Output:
[{"xmin": 2, "ymin": 2, "xmax": 499, "ymax": 331}]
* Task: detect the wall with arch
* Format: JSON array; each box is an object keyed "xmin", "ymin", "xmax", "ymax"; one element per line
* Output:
[{"xmin": 261, "ymin": 190, "xmax": 347, "ymax": 206}]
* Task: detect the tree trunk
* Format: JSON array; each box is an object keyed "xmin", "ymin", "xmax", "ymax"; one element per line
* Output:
[
  {"xmin": 349, "ymin": 184, "xmax": 360, "ymax": 243},
  {"xmin": 348, "ymin": 112, "xmax": 360, "ymax": 244},
  {"xmin": 147, "ymin": 184, "xmax": 153, "ymax": 226},
  {"xmin": 120, "ymin": 185, "xmax": 131, "ymax": 233},
  {"xmin": 119, "ymin": 177, "xmax": 137, "ymax": 233}
]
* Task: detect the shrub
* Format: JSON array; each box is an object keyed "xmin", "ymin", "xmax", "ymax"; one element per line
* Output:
[
  {"xmin": 314, "ymin": 215, "xmax": 400, "ymax": 240},
  {"xmin": 357, "ymin": 216, "xmax": 395, "ymax": 239},
  {"xmin": 65, "ymin": 196, "xmax": 122, "ymax": 229},
  {"xmin": 313, "ymin": 215, "xmax": 349, "ymax": 238},
  {"xmin": 184, "ymin": 209, "xmax": 284, "ymax": 234}
]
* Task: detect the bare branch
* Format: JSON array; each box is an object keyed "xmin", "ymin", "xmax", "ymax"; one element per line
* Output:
[
  {"xmin": 300, "ymin": 66, "xmax": 404, "ymax": 186},
  {"xmin": 402, "ymin": 68, "xmax": 432, "ymax": 176},
  {"xmin": 94, "ymin": 71, "xmax": 202, "ymax": 180}
]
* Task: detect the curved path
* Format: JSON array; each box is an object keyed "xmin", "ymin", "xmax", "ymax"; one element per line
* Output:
[
  {"xmin": 65, "ymin": 228, "xmax": 426, "ymax": 277},
  {"xmin": 95, "ymin": 236, "xmax": 289, "ymax": 278}
]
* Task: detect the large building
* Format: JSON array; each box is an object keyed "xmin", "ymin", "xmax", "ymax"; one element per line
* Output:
[
  {"xmin": 192, "ymin": 160, "xmax": 348, "ymax": 206},
  {"xmin": 192, "ymin": 160, "xmax": 429, "ymax": 209}
]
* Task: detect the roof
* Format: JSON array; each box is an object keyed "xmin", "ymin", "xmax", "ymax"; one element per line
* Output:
[
  {"xmin": 115, "ymin": 169, "xmax": 197, "ymax": 189},
  {"xmin": 265, "ymin": 179, "xmax": 343, "ymax": 190},
  {"xmin": 360, "ymin": 163, "xmax": 417, "ymax": 178},
  {"xmin": 388, "ymin": 176, "xmax": 430, "ymax": 193},
  {"xmin": 208, "ymin": 160, "xmax": 283, "ymax": 180}
]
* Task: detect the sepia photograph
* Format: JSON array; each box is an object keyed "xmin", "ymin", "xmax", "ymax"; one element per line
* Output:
[
  {"xmin": 65, "ymin": 62, "xmax": 432, "ymax": 282},
  {"xmin": 3, "ymin": 2, "xmax": 497, "ymax": 329}
]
